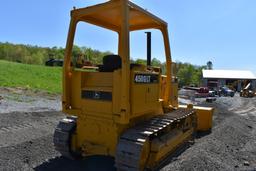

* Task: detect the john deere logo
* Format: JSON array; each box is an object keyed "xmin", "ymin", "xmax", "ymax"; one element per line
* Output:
[
  {"xmin": 94, "ymin": 92, "xmax": 100, "ymax": 99},
  {"xmin": 82, "ymin": 90, "xmax": 112, "ymax": 101}
]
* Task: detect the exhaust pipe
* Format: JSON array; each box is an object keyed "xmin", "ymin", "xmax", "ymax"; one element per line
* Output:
[{"xmin": 145, "ymin": 32, "xmax": 151, "ymax": 66}]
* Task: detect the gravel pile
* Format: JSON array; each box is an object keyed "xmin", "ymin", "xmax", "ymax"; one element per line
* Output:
[{"xmin": 162, "ymin": 95, "xmax": 256, "ymax": 171}]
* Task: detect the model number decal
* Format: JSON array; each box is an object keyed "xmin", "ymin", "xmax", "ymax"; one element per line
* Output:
[{"xmin": 134, "ymin": 74, "xmax": 158, "ymax": 83}]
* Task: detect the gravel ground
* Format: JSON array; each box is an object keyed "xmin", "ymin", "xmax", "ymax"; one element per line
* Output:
[
  {"xmin": 0, "ymin": 87, "xmax": 61, "ymax": 113},
  {"xmin": 0, "ymin": 89, "xmax": 256, "ymax": 171}
]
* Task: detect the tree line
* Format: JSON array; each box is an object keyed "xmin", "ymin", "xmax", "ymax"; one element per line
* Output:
[
  {"xmin": 0, "ymin": 42, "xmax": 112, "ymax": 65},
  {"xmin": 0, "ymin": 42, "xmax": 208, "ymax": 87}
]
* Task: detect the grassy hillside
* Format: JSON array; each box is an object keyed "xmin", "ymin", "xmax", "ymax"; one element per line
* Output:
[{"xmin": 0, "ymin": 60, "xmax": 62, "ymax": 93}]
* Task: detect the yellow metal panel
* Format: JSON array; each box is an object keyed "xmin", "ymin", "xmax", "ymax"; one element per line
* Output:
[
  {"xmin": 113, "ymin": 70, "xmax": 121, "ymax": 115},
  {"xmin": 82, "ymin": 100, "xmax": 112, "ymax": 115},
  {"xmin": 76, "ymin": 116, "xmax": 119, "ymax": 156},
  {"xmin": 82, "ymin": 72, "xmax": 113, "ymax": 87},
  {"xmin": 193, "ymin": 106, "xmax": 214, "ymax": 131},
  {"xmin": 130, "ymin": 71, "xmax": 162, "ymax": 118},
  {"xmin": 169, "ymin": 77, "xmax": 178, "ymax": 108},
  {"xmin": 119, "ymin": 0, "xmax": 130, "ymax": 124},
  {"xmin": 70, "ymin": 71, "xmax": 82, "ymax": 109}
]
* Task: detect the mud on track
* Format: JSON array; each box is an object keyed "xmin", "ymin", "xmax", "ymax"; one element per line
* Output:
[{"xmin": 0, "ymin": 94, "xmax": 256, "ymax": 171}]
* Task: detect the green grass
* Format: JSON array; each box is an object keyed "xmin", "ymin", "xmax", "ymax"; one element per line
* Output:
[{"xmin": 0, "ymin": 60, "xmax": 62, "ymax": 93}]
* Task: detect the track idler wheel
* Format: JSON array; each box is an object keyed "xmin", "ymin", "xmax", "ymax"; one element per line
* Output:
[
  {"xmin": 53, "ymin": 116, "xmax": 81, "ymax": 159},
  {"xmin": 116, "ymin": 137, "xmax": 150, "ymax": 171}
]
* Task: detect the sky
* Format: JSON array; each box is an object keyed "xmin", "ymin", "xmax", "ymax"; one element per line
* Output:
[{"xmin": 0, "ymin": 0, "xmax": 255, "ymax": 74}]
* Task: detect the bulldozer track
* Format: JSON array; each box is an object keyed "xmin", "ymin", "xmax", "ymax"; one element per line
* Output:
[
  {"xmin": 53, "ymin": 116, "xmax": 78, "ymax": 159},
  {"xmin": 115, "ymin": 108, "xmax": 196, "ymax": 171}
]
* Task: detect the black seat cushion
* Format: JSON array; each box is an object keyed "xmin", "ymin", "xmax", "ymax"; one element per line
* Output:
[{"xmin": 99, "ymin": 55, "xmax": 122, "ymax": 72}]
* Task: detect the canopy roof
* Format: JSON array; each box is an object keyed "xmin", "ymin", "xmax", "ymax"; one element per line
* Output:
[{"xmin": 71, "ymin": 0, "xmax": 167, "ymax": 32}]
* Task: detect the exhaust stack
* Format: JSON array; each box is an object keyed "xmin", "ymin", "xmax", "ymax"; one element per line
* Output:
[{"xmin": 145, "ymin": 32, "xmax": 151, "ymax": 66}]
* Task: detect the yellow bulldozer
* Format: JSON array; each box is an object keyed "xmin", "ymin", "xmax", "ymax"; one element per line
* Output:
[{"xmin": 53, "ymin": 0, "xmax": 214, "ymax": 170}]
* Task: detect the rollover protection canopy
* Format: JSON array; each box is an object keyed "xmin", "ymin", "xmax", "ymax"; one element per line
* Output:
[{"xmin": 71, "ymin": 0, "xmax": 168, "ymax": 32}]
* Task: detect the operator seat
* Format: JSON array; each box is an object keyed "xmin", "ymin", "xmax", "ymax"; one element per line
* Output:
[{"xmin": 99, "ymin": 55, "xmax": 122, "ymax": 72}]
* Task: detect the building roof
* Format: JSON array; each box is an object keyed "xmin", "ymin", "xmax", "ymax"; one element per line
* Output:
[{"xmin": 202, "ymin": 69, "xmax": 256, "ymax": 80}]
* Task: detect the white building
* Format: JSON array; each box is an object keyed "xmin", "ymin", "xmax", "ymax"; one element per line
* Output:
[{"xmin": 202, "ymin": 69, "xmax": 256, "ymax": 91}]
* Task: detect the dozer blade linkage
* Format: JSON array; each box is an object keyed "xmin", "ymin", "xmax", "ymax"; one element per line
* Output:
[{"xmin": 115, "ymin": 108, "xmax": 196, "ymax": 171}]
